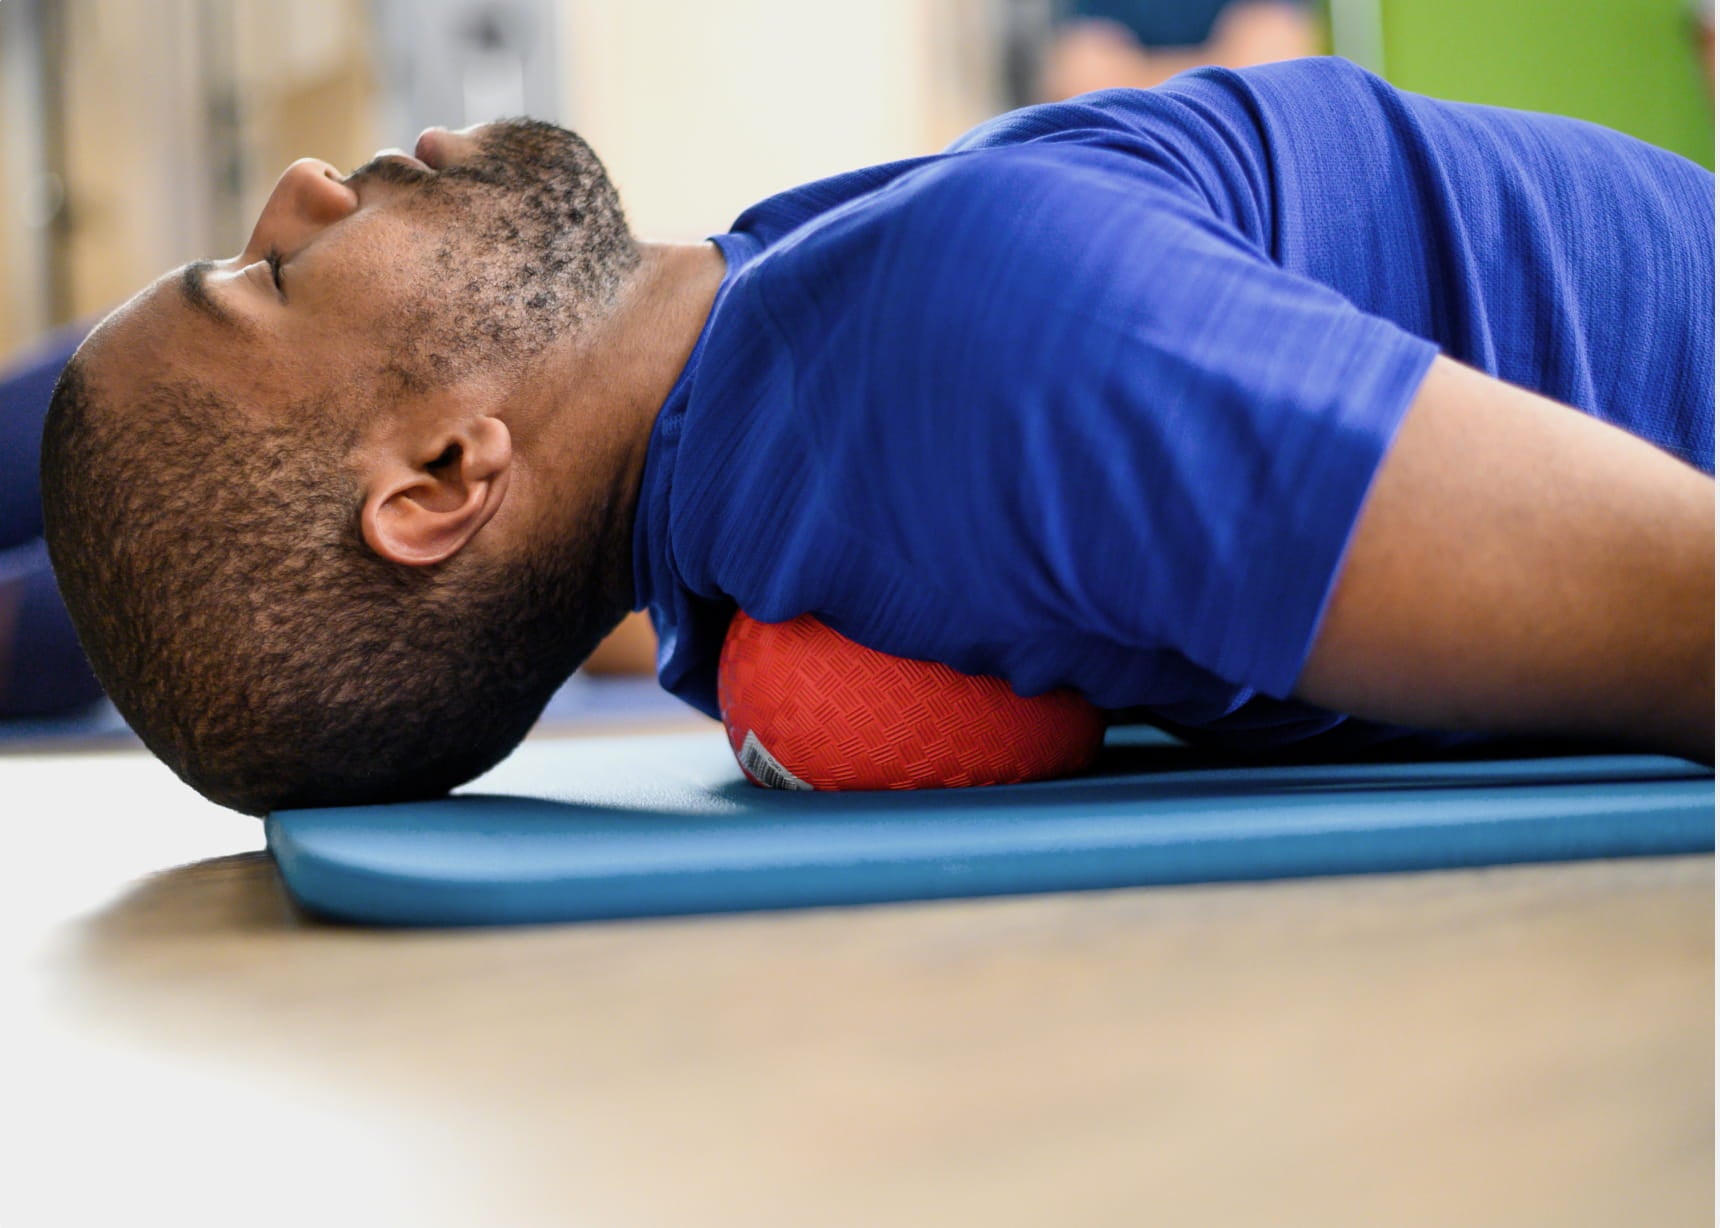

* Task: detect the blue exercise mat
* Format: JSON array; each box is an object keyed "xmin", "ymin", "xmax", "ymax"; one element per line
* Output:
[{"xmin": 267, "ymin": 728, "xmax": 1715, "ymax": 927}]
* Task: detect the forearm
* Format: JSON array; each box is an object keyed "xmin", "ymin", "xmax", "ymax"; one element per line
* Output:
[{"xmin": 1296, "ymin": 355, "xmax": 1714, "ymax": 762}]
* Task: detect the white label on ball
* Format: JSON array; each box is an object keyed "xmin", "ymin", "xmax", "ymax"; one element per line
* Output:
[{"xmin": 739, "ymin": 730, "xmax": 813, "ymax": 791}]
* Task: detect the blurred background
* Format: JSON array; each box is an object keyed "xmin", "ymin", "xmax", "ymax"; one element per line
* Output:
[
  {"xmin": 0, "ymin": 0, "xmax": 1712, "ymax": 723},
  {"xmin": 0, "ymin": 0, "xmax": 1711, "ymax": 358}
]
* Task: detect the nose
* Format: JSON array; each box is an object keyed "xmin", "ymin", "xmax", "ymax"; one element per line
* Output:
[
  {"xmin": 243, "ymin": 157, "xmax": 358, "ymax": 261},
  {"xmin": 415, "ymin": 124, "xmax": 486, "ymax": 171}
]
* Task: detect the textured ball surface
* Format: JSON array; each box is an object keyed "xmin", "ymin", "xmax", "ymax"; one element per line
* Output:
[{"xmin": 719, "ymin": 612, "xmax": 1105, "ymax": 791}]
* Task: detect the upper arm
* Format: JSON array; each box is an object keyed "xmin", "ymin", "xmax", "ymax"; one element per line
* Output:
[{"xmin": 1296, "ymin": 354, "xmax": 1715, "ymax": 760}]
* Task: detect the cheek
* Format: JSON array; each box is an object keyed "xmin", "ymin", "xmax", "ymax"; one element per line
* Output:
[
  {"xmin": 299, "ymin": 263, "xmax": 432, "ymax": 360},
  {"xmin": 301, "ymin": 213, "xmax": 430, "ymax": 317},
  {"xmin": 304, "ymin": 210, "xmax": 518, "ymax": 381}
]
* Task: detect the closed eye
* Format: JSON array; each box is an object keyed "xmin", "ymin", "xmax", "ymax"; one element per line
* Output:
[{"xmin": 264, "ymin": 246, "xmax": 286, "ymax": 298}]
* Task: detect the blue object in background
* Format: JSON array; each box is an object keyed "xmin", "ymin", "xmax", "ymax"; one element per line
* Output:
[
  {"xmin": 269, "ymin": 729, "xmax": 1715, "ymax": 928},
  {"xmin": 0, "ymin": 323, "xmax": 84, "ymax": 548},
  {"xmin": 1062, "ymin": 0, "xmax": 1306, "ymax": 48},
  {"xmin": 0, "ymin": 323, "xmax": 103, "ymax": 719}
]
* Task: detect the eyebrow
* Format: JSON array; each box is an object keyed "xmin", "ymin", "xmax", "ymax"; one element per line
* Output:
[{"xmin": 179, "ymin": 259, "xmax": 246, "ymax": 333}]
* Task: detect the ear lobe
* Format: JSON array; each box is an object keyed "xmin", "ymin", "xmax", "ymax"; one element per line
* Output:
[{"xmin": 360, "ymin": 416, "xmax": 513, "ymax": 566}]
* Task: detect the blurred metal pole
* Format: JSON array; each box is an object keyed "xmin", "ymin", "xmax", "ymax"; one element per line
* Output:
[
  {"xmin": 369, "ymin": 0, "xmax": 563, "ymax": 144},
  {"xmin": 0, "ymin": 0, "xmax": 68, "ymax": 333},
  {"xmin": 999, "ymin": 0, "xmax": 1056, "ymax": 109},
  {"xmin": 198, "ymin": 0, "xmax": 249, "ymax": 257},
  {"xmin": 1327, "ymin": 0, "xmax": 1387, "ymax": 75}
]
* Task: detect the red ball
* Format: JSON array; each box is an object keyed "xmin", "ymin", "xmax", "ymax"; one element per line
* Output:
[{"xmin": 718, "ymin": 612, "xmax": 1105, "ymax": 791}]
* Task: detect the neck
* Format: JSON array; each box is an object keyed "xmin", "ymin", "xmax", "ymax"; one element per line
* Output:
[
  {"xmin": 508, "ymin": 239, "xmax": 726, "ymax": 604},
  {"xmin": 591, "ymin": 240, "xmax": 728, "ymax": 494}
]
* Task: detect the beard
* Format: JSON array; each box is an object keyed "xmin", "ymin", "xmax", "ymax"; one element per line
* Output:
[
  {"xmin": 350, "ymin": 118, "xmax": 638, "ymax": 383},
  {"xmin": 335, "ymin": 119, "xmax": 640, "ymax": 653}
]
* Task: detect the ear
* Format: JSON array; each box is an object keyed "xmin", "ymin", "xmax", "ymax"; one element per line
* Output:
[{"xmin": 360, "ymin": 415, "xmax": 513, "ymax": 566}]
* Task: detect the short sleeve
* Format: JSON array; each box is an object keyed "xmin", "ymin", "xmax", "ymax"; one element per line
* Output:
[{"xmin": 799, "ymin": 147, "xmax": 1438, "ymax": 699}]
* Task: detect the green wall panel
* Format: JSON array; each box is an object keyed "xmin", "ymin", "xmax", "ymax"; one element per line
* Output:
[{"xmin": 1378, "ymin": 0, "xmax": 1713, "ymax": 168}]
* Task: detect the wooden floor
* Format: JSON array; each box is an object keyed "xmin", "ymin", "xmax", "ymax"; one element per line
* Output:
[{"xmin": 5, "ymin": 732, "xmax": 1713, "ymax": 1227}]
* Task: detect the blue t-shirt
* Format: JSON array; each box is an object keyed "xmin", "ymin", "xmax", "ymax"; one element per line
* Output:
[{"xmin": 631, "ymin": 58, "xmax": 1715, "ymax": 748}]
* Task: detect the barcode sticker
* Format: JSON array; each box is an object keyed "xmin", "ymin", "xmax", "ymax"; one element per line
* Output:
[{"xmin": 739, "ymin": 730, "xmax": 813, "ymax": 791}]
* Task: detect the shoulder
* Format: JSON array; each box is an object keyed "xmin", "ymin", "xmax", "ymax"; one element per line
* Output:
[{"xmin": 737, "ymin": 143, "xmax": 1213, "ymax": 317}]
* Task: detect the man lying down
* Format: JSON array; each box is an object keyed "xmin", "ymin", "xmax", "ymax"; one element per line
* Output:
[{"xmin": 40, "ymin": 58, "xmax": 1714, "ymax": 816}]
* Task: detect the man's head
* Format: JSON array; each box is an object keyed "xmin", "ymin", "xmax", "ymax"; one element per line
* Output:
[{"xmin": 42, "ymin": 119, "xmax": 647, "ymax": 815}]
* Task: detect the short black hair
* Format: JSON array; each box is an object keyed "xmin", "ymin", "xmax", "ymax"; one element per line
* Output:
[
  {"xmin": 40, "ymin": 360, "xmax": 626, "ymax": 816},
  {"xmin": 42, "ymin": 119, "xmax": 647, "ymax": 815}
]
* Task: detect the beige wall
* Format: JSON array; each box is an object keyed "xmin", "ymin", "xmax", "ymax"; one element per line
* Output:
[
  {"xmin": 5, "ymin": 0, "xmax": 379, "ymax": 355},
  {"xmin": 560, "ymin": 0, "xmax": 1001, "ymax": 241},
  {"xmin": 228, "ymin": 0, "xmax": 380, "ymax": 249},
  {"xmin": 59, "ymin": 0, "xmax": 217, "ymax": 322},
  {"xmin": 5, "ymin": 0, "xmax": 1001, "ymax": 355}
]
